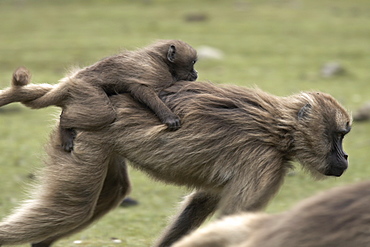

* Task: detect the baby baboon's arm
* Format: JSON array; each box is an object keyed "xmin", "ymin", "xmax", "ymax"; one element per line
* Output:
[{"xmin": 126, "ymin": 79, "xmax": 181, "ymax": 130}]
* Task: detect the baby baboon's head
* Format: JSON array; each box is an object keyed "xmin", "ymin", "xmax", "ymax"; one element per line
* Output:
[{"xmin": 150, "ymin": 39, "xmax": 198, "ymax": 82}]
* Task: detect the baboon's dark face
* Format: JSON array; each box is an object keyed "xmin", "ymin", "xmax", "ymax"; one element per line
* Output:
[
  {"xmin": 294, "ymin": 92, "xmax": 352, "ymax": 177},
  {"xmin": 174, "ymin": 57, "xmax": 198, "ymax": 82},
  {"xmin": 325, "ymin": 123, "xmax": 351, "ymax": 176},
  {"xmin": 164, "ymin": 41, "xmax": 198, "ymax": 82}
]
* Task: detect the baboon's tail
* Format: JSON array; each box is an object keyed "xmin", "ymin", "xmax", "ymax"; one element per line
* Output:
[
  {"xmin": 0, "ymin": 67, "xmax": 55, "ymax": 107},
  {"xmin": 12, "ymin": 66, "xmax": 30, "ymax": 87}
]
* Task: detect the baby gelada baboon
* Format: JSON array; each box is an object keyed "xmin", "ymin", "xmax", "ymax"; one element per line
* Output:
[
  {"xmin": 0, "ymin": 78, "xmax": 351, "ymax": 247},
  {"xmin": 0, "ymin": 40, "xmax": 198, "ymax": 151}
]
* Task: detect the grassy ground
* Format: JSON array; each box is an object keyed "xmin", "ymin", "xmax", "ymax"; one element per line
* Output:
[{"xmin": 0, "ymin": 0, "xmax": 369, "ymax": 246}]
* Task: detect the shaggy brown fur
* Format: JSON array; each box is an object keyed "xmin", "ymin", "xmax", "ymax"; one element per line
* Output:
[
  {"xmin": 0, "ymin": 40, "xmax": 198, "ymax": 151},
  {"xmin": 0, "ymin": 79, "xmax": 351, "ymax": 247},
  {"xmin": 173, "ymin": 180, "xmax": 370, "ymax": 247}
]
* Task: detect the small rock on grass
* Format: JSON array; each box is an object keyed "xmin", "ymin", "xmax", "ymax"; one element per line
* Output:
[{"xmin": 353, "ymin": 102, "xmax": 370, "ymax": 122}]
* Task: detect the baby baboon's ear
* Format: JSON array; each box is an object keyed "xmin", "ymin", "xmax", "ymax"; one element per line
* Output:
[
  {"xmin": 298, "ymin": 103, "xmax": 312, "ymax": 120},
  {"xmin": 167, "ymin": 45, "xmax": 176, "ymax": 63}
]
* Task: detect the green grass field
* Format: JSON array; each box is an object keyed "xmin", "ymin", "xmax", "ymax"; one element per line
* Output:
[{"xmin": 0, "ymin": 0, "xmax": 369, "ymax": 246}]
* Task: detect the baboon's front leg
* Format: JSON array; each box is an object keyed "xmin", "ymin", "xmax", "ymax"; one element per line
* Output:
[
  {"xmin": 217, "ymin": 161, "xmax": 286, "ymax": 216},
  {"xmin": 31, "ymin": 242, "xmax": 50, "ymax": 247},
  {"xmin": 153, "ymin": 191, "xmax": 220, "ymax": 247}
]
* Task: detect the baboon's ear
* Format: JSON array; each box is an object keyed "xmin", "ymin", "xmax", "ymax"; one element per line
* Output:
[
  {"xmin": 298, "ymin": 103, "xmax": 312, "ymax": 120},
  {"xmin": 167, "ymin": 45, "xmax": 176, "ymax": 63}
]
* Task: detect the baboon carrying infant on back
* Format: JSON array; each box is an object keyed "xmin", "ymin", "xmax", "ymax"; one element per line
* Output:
[
  {"xmin": 1, "ymin": 39, "xmax": 198, "ymax": 151},
  {"xmin": 0, "ymin": 54, "xmax": 351, "ymax": 246}
]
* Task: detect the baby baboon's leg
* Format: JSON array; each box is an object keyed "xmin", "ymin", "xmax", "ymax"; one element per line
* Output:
[
  {"xmin": 59, "ymin": 124, "xmax": 77, "ymax": 152},
  {"xmin": 0, "ymin": 128, "xmax": 110, "ymax": 246},
  {"xmin": 58, "ymin": 82, "xmax": 117, "ymax": 152},
  {"xmin": 32, "ymin": 154, "xmax": 131, "ymax": 247},
  {"xmin": 59, "ymin": 81, "xmax": 117, "ymax": 130},
  {"xmin": 153, "ymin": 191, "xmax": 220, "ymax": 247}
]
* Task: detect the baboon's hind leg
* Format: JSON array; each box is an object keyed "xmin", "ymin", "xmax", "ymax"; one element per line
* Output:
[
  {"xmin": 32, "ymin": 154, "xmax": 131, "ymax": 247},
  {"xmin": 0, "ymin": 128, "xmax": 110, "ymax": 246}
]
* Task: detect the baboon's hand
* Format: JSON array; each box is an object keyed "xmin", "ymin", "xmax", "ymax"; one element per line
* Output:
[{"xmin": 164, "ymin": 115, "xmax": 181, "ymax": 131}]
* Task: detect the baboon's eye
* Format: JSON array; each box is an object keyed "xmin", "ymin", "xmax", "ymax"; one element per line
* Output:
[
  {"xmin": 345, "ymin": 122, "xmax": 351, "ymax": 131},
  {"xmin": 336, "ymin": 129, "xmax": 349, "ymax": 140}
]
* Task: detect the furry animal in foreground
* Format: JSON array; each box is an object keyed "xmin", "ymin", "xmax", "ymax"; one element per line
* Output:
[{"xmin": 173, "ymin": 180, "xmax": 370, "ymax": 247}]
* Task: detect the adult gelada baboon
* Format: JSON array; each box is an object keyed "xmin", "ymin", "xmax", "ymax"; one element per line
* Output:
[
  {"xmin": 0, "ymin": 39, "xmax": 198, "ymax": 152},
  {"xmin": 173, "ymin": 180, "xmax": 370, "ymax": 247},
  {"xmin": 0, "ymin": 75, "xmax": 351, "ymax": 246}
]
